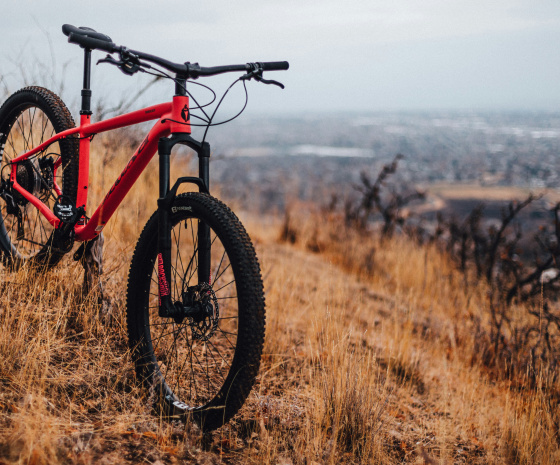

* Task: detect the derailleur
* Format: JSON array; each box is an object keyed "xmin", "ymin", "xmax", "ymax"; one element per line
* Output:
[{"xmin": 0, "ymin": 178, "xmax": 18, "ymax": 216}]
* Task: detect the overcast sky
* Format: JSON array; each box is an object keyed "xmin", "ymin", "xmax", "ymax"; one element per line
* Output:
[{"xmin": 2, "ymin": 0, "xmax": 560, "ymax": 114}]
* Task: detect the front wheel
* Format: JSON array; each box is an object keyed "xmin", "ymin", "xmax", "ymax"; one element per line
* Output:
[{"xmin": 126, "ymin": 193, "xmax": 266, "ymax": 431}]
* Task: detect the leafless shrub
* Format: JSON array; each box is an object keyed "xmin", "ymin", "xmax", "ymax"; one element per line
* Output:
[
  {"xmin": 345, "ymin": 154, "xmax": 425, "ymax": 238},
  {"xmin": 434, "ymin": 195, "xmax": 560, "ymax": 381},
  {"xmin": 278, "ymin": 211, "xmax": 298, "ymax": 244},
  {"xmin": 282, "ymin": 156, "xmax": 560, "ymax": 389}
]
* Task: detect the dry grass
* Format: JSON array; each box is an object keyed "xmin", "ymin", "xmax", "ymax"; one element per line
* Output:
[
  {"xmin": 0, "ymin": 133, "xmax": 559, "ymax": 464},
  {"xmin": 425, "ymin": 182, "xmax": 546, "ymax": 201},
  {"xmin": 275, "ymin": 208, "xmax": 560, "ymax": 464}
]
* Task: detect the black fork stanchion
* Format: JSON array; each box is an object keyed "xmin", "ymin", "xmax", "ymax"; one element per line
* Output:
[{"xmin": 198, "ymin": 152, "xmax": 211, "ymax": 285}]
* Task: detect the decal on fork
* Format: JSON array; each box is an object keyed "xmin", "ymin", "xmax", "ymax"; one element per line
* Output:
[{"xmin": 157, "ymin": 252, "xmax": 170, "ymax": 305}]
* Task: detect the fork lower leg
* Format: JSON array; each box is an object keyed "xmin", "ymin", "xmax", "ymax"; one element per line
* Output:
[{"xmin": 157, "ymin": 140, "xmax": 173, "ymax": 312}]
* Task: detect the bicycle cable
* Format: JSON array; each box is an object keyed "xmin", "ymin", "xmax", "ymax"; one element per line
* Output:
[
  {"xmin": 137, "ymin": 64, "xmax": 251, "ymax": 143},
  {"xmin": 139, "ymin": 66, "xmax": 213, "ymax": 121},
  {"xmin": 141, "ymin": 67, "xmax": 218, "ymax": 116}
]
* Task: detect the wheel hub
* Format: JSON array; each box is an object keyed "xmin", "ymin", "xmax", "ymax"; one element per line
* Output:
[
  {"xmin": 11, "ymin": 157, "xmax": 54, "ymax": 205},
  {"xmin": 175, "ymin": 282, "xmax": 220, "ymax": 341},
  {"xmin": 14, "ymin": 160, "xmax": 39, "ymax": 205}
]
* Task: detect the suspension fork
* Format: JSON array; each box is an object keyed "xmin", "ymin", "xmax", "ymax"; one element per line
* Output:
[
  {"xmin": 157, "ymin": 134, "xmax": 211, "ymax": 315},
  {"xmin": 197, "ymin": 153, "xmax": 211, "ymax": 284}
]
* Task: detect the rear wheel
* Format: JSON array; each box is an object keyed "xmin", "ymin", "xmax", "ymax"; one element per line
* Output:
[
  {"xmin": 126, "ymin": 193, "xmax": 266, "ymax": 431},
  {"xmin": 0, "ymin": 86, "xmax": 79, "ymax": 267}
]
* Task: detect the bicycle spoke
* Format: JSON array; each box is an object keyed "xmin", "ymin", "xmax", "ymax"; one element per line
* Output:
[
  {"xmin": 151, "ymin": 326, "xmax": 182, "ymax": 348},
  {"xmin": 190, "ymin": 344, "xmax": 218, "ymax": 396},
  {"xmin": 205, "ymin": 342, "xmax": 210, "ymax": 394},
  {"xmin": 4, "ymin": 209, "xmax": 16, "ymax": 236},
  {"xmin": 205, "ymin": 337, "xmax": 234, "ymax": 371},
  {"xmin": 40, "ymin": 112, "xmax": 49, "ymax": 142},
  {"xmin": 185, "ymin": 250, "xmax": 198, "ymax": 284},
  {"xmin": 29, "ymin": 208, "xmax": 42, "ymax": 249},
  {"xmin": 160, "ymin": 322, "xmax": 180, "ymax": 382},
  {"xmin": 203, "ymin": 341, "xmax": 228, "ymax": 382},
  {"xmin": 212, "ymin": 248, "xmax": 227, "ymax": 284},
  {"xmin": 187, "ymin": 329, "xmax": 197, "ymax": 402},
  {"xmin": 213, "ymin": 262, "xmax": 232, "ymax": 285},
  {"xmin": 151, "ymin": 319, "xmax": 180, "ymax": 354},
  {"xmin": 172, "ymin": 325, "xmax": 192, "ymax": 395},
  {"xmin": 214, "ymin": 279, "xmax": 235, "ymax": 294},
  {"xmin": 173, "ymin": 226, "xmax": 187, "ymax": 279},
  {"xmin": 7, "ymin": 132, "xmax": 17, "ymax": 156},
  {"xmin": 170, "ymin": 263, "xmax": 181, "ymax": 300},
  {"xmin": 189, "ymin": 218, "xmax": 198, "ymax": 274},
  {"xmin": 144, "ymin": 321, "xmax": 176, "ymax": 327},
  {"xmin": 15, "ymin": 118, "xmax": 30, "ymax": 152},
  {"xmin": 29, "ymin": 108, "xmax": 36, "ymax": 146},
  {"xmin": 215, "ymin": 328, "xmax": 237, "ymax": 352},
  {"xmin": 216, "ymin": 329, "xmax": 238, "ymax": 337}
]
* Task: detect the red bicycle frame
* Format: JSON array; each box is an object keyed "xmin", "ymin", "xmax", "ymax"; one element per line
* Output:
[{"xmin": 8, "ymin": 95, "xmax": 192, "ymax": 242}]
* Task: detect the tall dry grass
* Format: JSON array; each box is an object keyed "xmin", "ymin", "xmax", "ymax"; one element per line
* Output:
[
  {"xmin": 278, "ymin": 206, "xmax": 560, "ymax": 464},
  {"xmin": 1, "ymin": 122, "xmax": 559, "ymax": 463}
]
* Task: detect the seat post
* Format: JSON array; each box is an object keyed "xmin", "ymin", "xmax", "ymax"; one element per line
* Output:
[
  {"xmin": 80, "ymin": 48, "xmax": 93, "ymax": 115},
  {"xmin": 77, "ymin": 47, "xmax": 93, "ymax": 218}
]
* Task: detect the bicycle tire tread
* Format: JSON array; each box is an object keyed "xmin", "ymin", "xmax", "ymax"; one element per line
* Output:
[{"xmin": 126, "ymin": 192, "xmax": 265, "ymax": 431}]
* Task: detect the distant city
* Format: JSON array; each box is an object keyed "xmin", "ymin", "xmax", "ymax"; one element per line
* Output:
[{"xmin": 200, "ymin": 111, "xmax": 560, "ymax": 212}]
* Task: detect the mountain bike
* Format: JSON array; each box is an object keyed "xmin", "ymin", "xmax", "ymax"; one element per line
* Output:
[{"xmin": 0, "ymin": 24, "xmax": 288, "ymax": 431}]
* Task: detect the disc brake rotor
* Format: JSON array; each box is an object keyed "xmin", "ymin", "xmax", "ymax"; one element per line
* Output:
[{"xmin": 185, "ymin": 282, "xmax": 220, "ymax": 341}]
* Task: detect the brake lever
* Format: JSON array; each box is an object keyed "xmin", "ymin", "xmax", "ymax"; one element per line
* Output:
[
  {"xmin": 255, "ymin": 76, "xmax": 285, "ymax": 89},
  {"xmin": 240, "ymin": 69, "xmax": 285, "ymax": 89},
  {"xmin": 97, "ymin": 54, "xmax": 121, "ymax": 66},
  {"xmin": 96, "ymin": 54, "xmax": 142, "ymax": 76}
]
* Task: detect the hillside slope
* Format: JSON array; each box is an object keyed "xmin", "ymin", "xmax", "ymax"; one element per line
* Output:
[
  {"xmin": 0, "ymin": 216, "xmax": 556, "ymax": 464},
  {"xmin": 0, "ymin": 134, "xmax": 556, "ymax": 463}
]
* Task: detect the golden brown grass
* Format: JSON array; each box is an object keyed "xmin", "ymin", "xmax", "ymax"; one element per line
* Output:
[
  {"xmin": 276, "ymin": 207, "xmax": 560, "ymax": 464},
  {"xmin": 426, "ymin": 182, "xmax": 539, "ymax": 201},
  {"xmin": 0, "ymin": 134, "xmax": 559, "ymax": 464}
]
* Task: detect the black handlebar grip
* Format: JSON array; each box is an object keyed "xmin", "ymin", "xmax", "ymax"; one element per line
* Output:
[
  {"xmin": 260, "ymin": 61, "xmax": 289, "ymax": 71},
  {"xmin": 67, "ymin": 32, "xmax": 116, "ymax": 53}
]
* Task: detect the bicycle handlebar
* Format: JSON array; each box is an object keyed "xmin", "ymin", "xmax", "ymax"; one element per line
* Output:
[{"xmin": 62, "ymin": 24, "xmax": 289, "ymax": 78}]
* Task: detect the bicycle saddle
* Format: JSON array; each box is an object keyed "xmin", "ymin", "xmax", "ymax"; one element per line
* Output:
[{"xmin": 62, "ymin": 24, "xmax": 112, "ymax": 43}]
